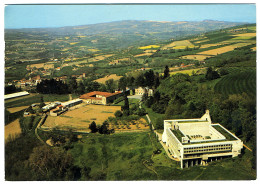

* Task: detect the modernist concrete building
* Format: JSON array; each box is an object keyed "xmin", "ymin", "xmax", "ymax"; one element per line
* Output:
[
  {"xmin": 162, "ymin": 110, "xmax": 243, "ymax": 168},
  {"xmin": 80, "ymin": 91, "xmax": 123, "ymax": 105}
]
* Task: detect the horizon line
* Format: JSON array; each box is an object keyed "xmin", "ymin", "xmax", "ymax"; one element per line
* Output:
[{"xmin": 4, "ymin": 19, "xmax": 255, "ymax": 30}]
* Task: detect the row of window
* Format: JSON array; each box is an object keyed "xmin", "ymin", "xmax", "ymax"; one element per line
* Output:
[
  {"xmin": 184, "ymin": 144, "xmax": 232, "ymax": 151},
  {"xmin": 184, "ymin": 147, "xmax": 232, "ymax": 154}
]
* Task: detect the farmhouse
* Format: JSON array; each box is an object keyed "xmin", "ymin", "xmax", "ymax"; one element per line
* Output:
[
  {"xmin": 80, "ymin": 91, "xmax": 123, "ymax": 105},
  {"xmin": 162, "ymin": 110, "xmax": 243, "ymax": 168},
  {"xmin": 135, "ymin": 87, "xmax": 153, "ymax": 96}
]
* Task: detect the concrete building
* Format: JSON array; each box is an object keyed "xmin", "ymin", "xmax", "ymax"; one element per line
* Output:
[
  {"xmin": 135, "ymin": 87, "xmax": 153, "ymax": 96},
  {"xmin": 80, "ymin": 91, "xmax": 123, "ymax": 105},
  {"xmin": 162, "ymin": 110, "xmax": 243, "ymax": 168}
]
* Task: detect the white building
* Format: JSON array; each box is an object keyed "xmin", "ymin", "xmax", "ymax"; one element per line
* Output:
[
  {"xmin": 61, "ymin": 99, "xmax": 82, "ymax": 108},
  {"xmin": 135, "ymin": 87, "xmax": 153, "ymax": 96},
  {"xmin": 162, "ymin": 110, "xmax": 243, "ymax": 168},
  {"xmin": 4, "ymin": 91, "xmax": 29, "ymax": 100}
]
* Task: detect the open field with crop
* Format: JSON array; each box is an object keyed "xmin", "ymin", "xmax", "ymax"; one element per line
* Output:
[
  {"xmin": 43, "ymin": 104, "xmax": 121, "ymax": 131},
  {"xmin": 200, "ymin": 43, "xmax": 224, "ymax": 49},
  {"xmin": 214, "ymin": 69, "xmax": 256, "ymax": 97},
  {"xmin": 5, "ymin": 119, "xmax": 21, "ymax": 141},
  {"xmin": 162, "ymin": 40, "xmax": 195, "ymax": 50},
  {"xmin": 8, "ymin": 106, "xmax": 28, "ymax": 113},
  {"xmin": 180, "ymin": 55, "xmax": 212, "ymax": 61},
  {"xmin": 134, "ymin": 53, "xmax": 154, "ymax": 57},
  {"xmin": 168, "ymin": 68, "xmax": 206, "ymax": 76},
  {"xmin": 233, "ymin": 33, "xmax": 256, "ymax": 37},
  {"xmin": 197, "ymin": 43, "xmax": 252, "ymax": 55},
  {"xmin": 94, "ymin": 74, "xmax": 123, "ymax": 84},
  {"xmin": 138, "ymin": 45, "xmax": 160, "ymax": 50}
]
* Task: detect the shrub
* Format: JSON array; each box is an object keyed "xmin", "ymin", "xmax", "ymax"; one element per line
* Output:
[{"xmin": 114, "ymin": 110, "xmax": 123, "ymax": 118}]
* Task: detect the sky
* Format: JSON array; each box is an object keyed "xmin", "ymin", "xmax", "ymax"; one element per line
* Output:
[{"xmin": 4, "ymin": 4, "xmax": 256, "ymax": 29}]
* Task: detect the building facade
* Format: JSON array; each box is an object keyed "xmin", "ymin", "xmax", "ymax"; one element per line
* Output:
[
  {"xmin": 162, "ymin": 110, "xmax": 243, "ymax": 168},
  {"xmin": 135, "ymin": 87, "xmax": 153, "ymax": 96},
  {"xmin": 80, "ymin": 91, "xmax": 123, "ymax": 105}
]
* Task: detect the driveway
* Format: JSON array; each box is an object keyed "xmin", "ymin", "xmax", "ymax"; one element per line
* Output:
[{"xmin": 127, "ymin": 95, "xmax": 142, "ymax": 100}]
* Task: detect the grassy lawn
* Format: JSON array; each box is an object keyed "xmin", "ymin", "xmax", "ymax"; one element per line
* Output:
[
  {"xmin": 68, "ymin": 131, "xmax": 255, "ymax": 180},
  {"xmin": 142, "ymin": 104, "xmax": 164, "ymax": 125}
]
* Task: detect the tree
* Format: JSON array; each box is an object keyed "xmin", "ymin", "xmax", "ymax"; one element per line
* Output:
[
  {"xmin": 89, "ymin": 121, "xmax": 98, "ymax": 133},
  {"xmin": 114, "ymin": 110, "xmax": 123, "ymax": 118},
  {"xmin": 144, "ymin": 70, "xmax": 155, "ymax": 88},
  {"xmin": 205, "ymin": 67, "xmax": 220, "ymax": 80},
  {"xmin": 99, "ymin": 121, "xmax": 109, "ymax": 134},
  {"xmin": 28, "ymin": 145, "xmax": 74, "ymax": 180},
  {"xmin": 76, "ymin": 82, "xmax": 85, "ymax": 94},
  {"xmin": 67, "ymin": 76, "xmax": 78, "ymax": 94},
  {"xmin": 118, "ymin": 77, "xmax": 127, "ymax": 91},
  {"xmin": 135, "ymin": 74, "xmax": 145, "ymax": 87},
  {"xmin": 163, "ymin": 65, "xmax": 170, "ymax": 79},
  {"xmin": 105, "ymin": 79, "xmax": 116, "ymax": 93}
]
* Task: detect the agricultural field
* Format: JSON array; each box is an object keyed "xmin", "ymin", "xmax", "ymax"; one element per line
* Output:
[
  {"xmin": 43, "ymin": 104, "xmax": 121, "ymax": 131},
  {"xmin": 162, "ymin": 40, "xmax": 195, "ymax": 50},
  {"xmin": 138, "ymin": 45, "xmax": 160, "ymax": 50},
  {"xmin": 180, "ymin": 55, "xmax": 212, "ymax": 61},
  {"xmin": 214, "ymin": 69, "xmax": 256, "ymax": 97},
  {"xmin": 5, "ymin": 119, "xmax": 22, "ymax": 141},
  {"xmin": 167, "ymin": 68, "xmax": 206, "ymax": 76},
  {"xmin": 94, "ymin": 74, "xmax": 123, "ymax": 84},
  {"xmin": 197, "ymin": 43, "xmax": 252, "ymax": 56}
]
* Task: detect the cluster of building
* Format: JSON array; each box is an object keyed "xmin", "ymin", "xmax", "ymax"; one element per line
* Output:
[
  {"xmin": 162, "ymin": 110, "xmax": 243, "ymax": 168},
  {"xmin": 6, "ymin": 73, "xmax": 87, "ymax": 90},
  {"xmin": 42, "ymin": 99, "xmax": 83, "ymax": 116}
]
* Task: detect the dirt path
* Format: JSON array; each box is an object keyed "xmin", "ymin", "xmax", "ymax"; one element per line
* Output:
[{"xmin": 5, "ymin": 119, "xmax": 21, "ymax": 142}]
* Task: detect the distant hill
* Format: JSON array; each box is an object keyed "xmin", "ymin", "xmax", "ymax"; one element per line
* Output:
[{"xmin": 6, "ymin": 20, "xmax": 247, "ymax": 37}]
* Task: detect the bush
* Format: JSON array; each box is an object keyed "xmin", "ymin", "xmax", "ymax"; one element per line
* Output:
[{"xmin": 114, "ymin": 110, "xmax": 123, "ymax": 118}]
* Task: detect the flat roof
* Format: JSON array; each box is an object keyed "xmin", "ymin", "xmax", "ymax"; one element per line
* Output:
[{"xmin": 4, "ymin": 91, "xmax": 29, "ymax": 100}]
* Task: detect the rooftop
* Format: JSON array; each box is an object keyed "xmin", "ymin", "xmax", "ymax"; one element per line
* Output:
[{"xmin": 80, "ymin": 91, "xmax": 122, "ymax": 99}]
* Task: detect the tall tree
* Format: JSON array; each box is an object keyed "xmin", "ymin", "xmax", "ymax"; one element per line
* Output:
[
  {"xmin": 163, "ymin": 65, "xmax": 170, "ymax": 79},
  {"xmin": 89, "ymin": 121, "xmax": 98, "ymax": 133},
  {"xmin": 105, "ymin": 79, "xmax": 116, "ymax": 93}
]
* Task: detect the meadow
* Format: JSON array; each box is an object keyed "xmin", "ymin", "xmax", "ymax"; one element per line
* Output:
[{"xmin": 67, "ymin": 131, "xmax": 256, "ymax": 180}]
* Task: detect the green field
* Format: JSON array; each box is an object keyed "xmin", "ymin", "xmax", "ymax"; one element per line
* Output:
[
  {"xmin": 214, "ymin": 69, "xmax": 256, "ymax": 97},
  {"xmin": 67, "ymin": 131, "xmax": 255, "ymax": 180}
]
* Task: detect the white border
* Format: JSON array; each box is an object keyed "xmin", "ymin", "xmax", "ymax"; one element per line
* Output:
[{"xmin": 1, "ymin": 1, "xmax": 258, "ymax": 185}]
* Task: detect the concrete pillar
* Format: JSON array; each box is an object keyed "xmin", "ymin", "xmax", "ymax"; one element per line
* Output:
[
  {"xmin": 195, "ymin": 159, "xmax": 198, "ymax": 165},
  {"xmin": 191, "ymin": 160, "xmax": 194, "ymax": 167},
  {"xmin": 185, "ymin": 161, "xmax": 189, "ymax": 168},
  {"xmin": 181, "ymin": 160, "xmax": 183, "ymax": 169}
]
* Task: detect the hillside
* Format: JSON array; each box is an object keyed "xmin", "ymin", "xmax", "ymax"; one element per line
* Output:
[{"xmin": 5, "ymin": 20, "xmax": 246, "ymax": 65}]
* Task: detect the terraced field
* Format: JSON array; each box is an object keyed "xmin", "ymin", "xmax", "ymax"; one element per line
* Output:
[{"xmin": 214, "ymin": 69, "xmax": 256, "ymax": 97}]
